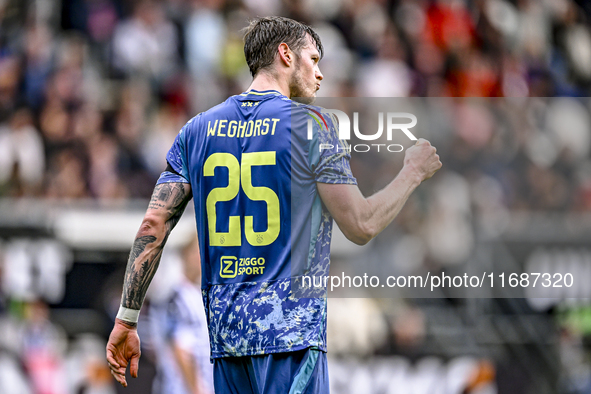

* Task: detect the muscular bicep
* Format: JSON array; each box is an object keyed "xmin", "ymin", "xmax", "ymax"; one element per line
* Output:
[{"xmin": 316, "ymin": 182, "xmax": 372, "ymax": 245}]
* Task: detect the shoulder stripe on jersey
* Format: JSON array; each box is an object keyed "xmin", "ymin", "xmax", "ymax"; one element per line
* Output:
[
  {"xmin": 307, "ymin": 108, "xmax": 328, "ymax": 131},
  {"xmin": 240, "ymin": 90, "xmax": 281, "ymax": 96},
  {"xmin": 307, "ymin": 113, "xmax": 322, "ymax": 131}
]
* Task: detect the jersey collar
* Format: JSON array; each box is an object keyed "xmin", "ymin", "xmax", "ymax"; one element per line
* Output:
[{"xmin": 240, "ymin": 89, "xmax": 285, "ymax": 97}]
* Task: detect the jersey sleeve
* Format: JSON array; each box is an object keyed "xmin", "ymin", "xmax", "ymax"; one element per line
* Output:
[
  {"xmin": 157, "ymin": 124, "xmax": 191, "ymax": 185},
  {"xmin": 309, "ymin": 109, "xmax": 357, "ymax": 185}
]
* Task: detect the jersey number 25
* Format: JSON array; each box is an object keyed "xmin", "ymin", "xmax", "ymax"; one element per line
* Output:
[{"xmin": 204, "ymin": 152, "xmax": 280, "ymax": 247}]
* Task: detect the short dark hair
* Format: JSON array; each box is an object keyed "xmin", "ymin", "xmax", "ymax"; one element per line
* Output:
[{"xmin": 243, "ymin": 16, "xmax": 324, "ymax": 77}]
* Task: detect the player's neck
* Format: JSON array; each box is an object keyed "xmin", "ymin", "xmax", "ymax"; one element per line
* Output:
[{"xmin": 248, "ymin": 72, "xmax": 290, "ymax": 98}]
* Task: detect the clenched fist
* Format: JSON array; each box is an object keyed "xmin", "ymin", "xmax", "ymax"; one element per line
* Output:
[{"xmin": 403, "ymin": 138, "xmax": 442, "ymax": 183}]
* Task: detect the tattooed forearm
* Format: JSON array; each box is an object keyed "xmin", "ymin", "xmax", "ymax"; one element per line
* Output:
[
  {"xmin": 129, "ymin": 235, "xmax": 157, "ymax": 264},
  {"xmin": 121, "ymin": 235, "xmax": 157, "ymax": 309},
  {"xmin": 120, "ymin": 182, "xmax": 192, "ymax": 312},
  {"xmin": 121, "ymin": 252, "xmax": 163, "ymax": 310}
]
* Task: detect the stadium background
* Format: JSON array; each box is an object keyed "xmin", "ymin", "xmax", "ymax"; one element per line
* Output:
[{"xmin": 1, "ymin": 0, "xmax": 591, "ymax": 393}]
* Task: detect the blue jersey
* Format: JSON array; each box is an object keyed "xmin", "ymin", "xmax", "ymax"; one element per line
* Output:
[{"xmin": 157, "ymin": 89, "xmax": 356, "ymax": 358}]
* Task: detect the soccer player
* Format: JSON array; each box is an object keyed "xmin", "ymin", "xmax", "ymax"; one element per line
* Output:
[{"xmin": 106, "ymin": 16, "xmax": 441, "ymax": 393}]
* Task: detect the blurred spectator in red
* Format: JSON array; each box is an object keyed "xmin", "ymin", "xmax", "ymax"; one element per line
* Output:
[{"xmin": 423, "ymin": 0, "xmax": 476, "ymax": 52}]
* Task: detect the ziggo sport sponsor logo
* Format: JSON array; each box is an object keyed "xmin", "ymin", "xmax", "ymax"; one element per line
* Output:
[
  {"xmin": 220, "ymin": 256, "xmax": 266, "ymax": 278},
  {"xmin": 307, "ymin": 110, "xmax": 417, "ymax": 153}
]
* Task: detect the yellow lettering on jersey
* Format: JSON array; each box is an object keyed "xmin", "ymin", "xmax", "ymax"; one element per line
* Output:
[
  {"xmin": 241, "ymin": 152, "xmax": 280, "ymax": 246},
  {"xmin": 237, "ymin": 121, "xmax": 247, "ymax": 138},
  {"xmin": 254, "ymin": 119, "xmax": 262, "ymax": 136},
  {"xmin": 217, "ymin": 120, "xmax": 227, "ymax": 137},
  {"xmin": 206, "ymin": 118, "xmax": 280, "ymax": 138},
  {"xmin": 270, "ymin": 118, "xmax": 280, "ymax": 135},
  {"xmin": 207, "ymin": 120, "xmax": 218, "ymax": 137},
  {"xmin": 244, "ymin": 120, "xmax": 254, "ymax": 137},
  {"xmin": 227, "ymin": 120, "xmax": 237, "ymax": 137}
]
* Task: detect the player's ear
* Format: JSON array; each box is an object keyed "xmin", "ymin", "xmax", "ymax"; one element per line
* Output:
[{"xmin": 278, "ymin": 43, "xmax": 293, "ymax": 67}]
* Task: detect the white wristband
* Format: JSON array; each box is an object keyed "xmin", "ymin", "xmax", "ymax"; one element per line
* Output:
[{"xmin": 116, "ymin": 306, "xmax": 140, "ymax": 324}]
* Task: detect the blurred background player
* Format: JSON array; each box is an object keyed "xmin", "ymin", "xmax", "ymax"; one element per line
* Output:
[{"xmin": 148, "ymin": 236, "xmax": 213, "ymax": 394}]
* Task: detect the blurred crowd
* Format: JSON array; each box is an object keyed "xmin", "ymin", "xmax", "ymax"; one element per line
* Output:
[
  {"xmin": 0, "ymin": 0, "xmax": 591, "ymax": 201},
  {"xmin": 2, "ymin": 0, "xmax": 591, "ymax": 393}
]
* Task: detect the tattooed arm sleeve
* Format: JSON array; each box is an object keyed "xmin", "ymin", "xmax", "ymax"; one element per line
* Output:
[{"xmin": 119, "ymin": 182, "xmax": 192, "ymax": 325}]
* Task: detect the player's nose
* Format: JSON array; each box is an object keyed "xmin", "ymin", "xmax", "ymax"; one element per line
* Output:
[{"xmin": 316, "ymin": 67, "xmax": 323, "ymax": 81}]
